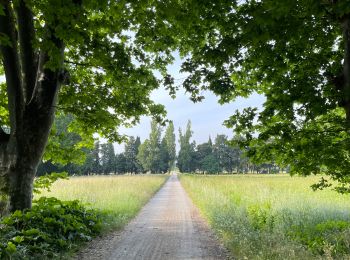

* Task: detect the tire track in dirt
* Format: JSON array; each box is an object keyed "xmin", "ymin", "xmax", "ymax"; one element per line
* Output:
[{"xmin": 76, "ymin": 174, "xmax": 228, "ymax": 260}]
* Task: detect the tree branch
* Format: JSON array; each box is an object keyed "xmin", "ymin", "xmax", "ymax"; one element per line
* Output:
[
  {"xmin": 64, "ymin": 59, "xmax": 92, "ymax": 67},
  {"xmin": 28, "ymin": 0, "xmax": 84, "ymax": 109},
  {"xmin": 64, "ymin": 59, "xmax": 104, "ymax": 70},
  {"xmin": 28, "ymin": 26, "xmax": 65, "ymax": 113},
  {"xmin": 0, "ymin": 0, "xmax": 24, "ymax": 132},
  {"xmin": 16, "ymin": 0, "xmax": 37, "ymax": 103},
  {"xmin": 29, "ymin": 47, "xmax": 64, "ymax": 112}
]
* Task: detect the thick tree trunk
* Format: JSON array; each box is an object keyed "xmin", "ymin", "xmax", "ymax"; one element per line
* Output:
[
  {"xmin": 8, "ymin": 164, "xmax": 36, "ymax": 211},
  {"xmin": 5, "ymin": 114, "xmax": 56, "ymax": 211},
  {"xmin": 4, "ymin": 112, "xmax": 56, "ymax": 212}
]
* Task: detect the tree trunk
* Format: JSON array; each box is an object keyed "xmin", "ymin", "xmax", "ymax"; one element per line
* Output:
[
  {"xmin": 4, "ymin": 111, "xmax": 56, "ymax": 212},
  {"xmin": 8, "ymin": 164, "xmax": 36, "ymax": 211}
]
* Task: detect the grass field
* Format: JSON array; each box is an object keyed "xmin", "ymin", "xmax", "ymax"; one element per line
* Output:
[
  {"xmin": 37, "ymin": 175, "xmax": 168, "ymax": 230},
  {"xmin": 180, "ymin": 174, "xmax": 350, "ymax": 259}
]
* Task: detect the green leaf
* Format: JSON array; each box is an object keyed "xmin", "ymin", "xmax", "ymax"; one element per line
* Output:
[
  {"xmin": 23, "ymin": 228, "xmax": 40, "ymax": 236},
  {"xmin": 5, "ymin": 242, "xmax": 16, "ymax": 254},
  {"xmin": 12, "ymin": 236, "xmax": 24, "ymax": 243}
]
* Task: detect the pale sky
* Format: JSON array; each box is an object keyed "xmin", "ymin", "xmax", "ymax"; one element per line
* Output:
[
  {"xmin": 114, "ymin": 55, "xmax": 265, "ymax": 153},
  {"xmin": 114, "ymin": 89, "xmax": 264, "ymax": 153}
]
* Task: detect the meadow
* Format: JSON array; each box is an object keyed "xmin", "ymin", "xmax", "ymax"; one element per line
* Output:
[
  {"xmin": 180, "ymin": 174, "xmax": 350, "ymax": 259},
  {"xmin": 37, "ymin": 175, "xmax": 168, "ymax": 230}
]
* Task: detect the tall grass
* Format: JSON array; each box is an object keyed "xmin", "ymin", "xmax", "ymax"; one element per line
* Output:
[
  {"xmin": 38, "ymin": 175, "xmax": 168, "ymax": 230},
  {"xmin": 180, "ymin": 174, "xmax": 350, "ymax": 259}
]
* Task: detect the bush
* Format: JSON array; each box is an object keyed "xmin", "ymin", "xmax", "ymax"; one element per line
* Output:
[{"xmin": 0, "ymin": 197, "xmax": 102, "ymax": 259}]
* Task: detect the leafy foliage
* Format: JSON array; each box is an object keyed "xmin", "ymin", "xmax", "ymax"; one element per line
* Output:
[
  {"xmin": 39, "ymin": 121, "xmax": 276, "ymax": 176},
  {"xmin": 1, "ymin": 0, "xmax": 189, "ymax": 211},
  {"xmin": 178, "ymin": 131, "xmax": 272, "ymax": 174},
  {"xmin": 33, "ymin": 172, "xmax": 69, "ymax": 195},
  {"xmin": 115, "ymin": 153, "xmax": 127, "ymax": 174},
  {"xmin": 0, "ymin": 197, "xmax": 102, "ymax": 259},
  {"xmin": 43, "ymin": 114, "xmax": 94, "ymax": 165},
  {"xmin": 12, "ymin": 0, "xmax": 183, "ymax": 141},
  {"xmin": 166, "ymin": 0, "xmax": 350, "ymax": 189}
]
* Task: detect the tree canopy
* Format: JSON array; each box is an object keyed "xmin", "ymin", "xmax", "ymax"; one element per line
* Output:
[
  {"xmin": 0, "ymin": 0, "xmax": 180, "ymax": 140},
  {"xmin": 0, "ymin": 0, "xmax": 186, "ymax": 211},
  {"xmin": 172, "ymin": 0, "xmax": 350, "ymax": 192},
  {"xmin": 2, "ymin": 0, "xmax": 350, "ymax": 211}
]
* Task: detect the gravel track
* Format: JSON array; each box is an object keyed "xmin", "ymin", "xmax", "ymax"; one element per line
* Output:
[{"xmin": 75, "ymin": 174, "xmax": 228, "ymax": 260}]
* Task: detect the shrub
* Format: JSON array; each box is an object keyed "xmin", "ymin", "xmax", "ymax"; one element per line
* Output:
[{"xmin": 0, "ymin": 197, "xmax": 102, "ymax": 259}]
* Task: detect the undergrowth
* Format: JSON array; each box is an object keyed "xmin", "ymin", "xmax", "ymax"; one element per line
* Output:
[{"xmin": 0, "ymin": 197, "xmax": 102, "ymax": 259}]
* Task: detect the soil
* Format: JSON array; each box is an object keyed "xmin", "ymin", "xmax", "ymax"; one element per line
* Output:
[{"xmin": 75, "ymin": 174, "xmax": 229, "ymax": 260}]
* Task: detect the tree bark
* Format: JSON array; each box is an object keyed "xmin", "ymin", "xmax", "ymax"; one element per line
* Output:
[{"xmin": 8, "ymin": 164, "xmax": 36, "ymax": 211}]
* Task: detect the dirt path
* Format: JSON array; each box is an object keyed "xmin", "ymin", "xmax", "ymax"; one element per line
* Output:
[{"xmin": 75, "ymin": 174, "xmax": 228, "ymax": 260}]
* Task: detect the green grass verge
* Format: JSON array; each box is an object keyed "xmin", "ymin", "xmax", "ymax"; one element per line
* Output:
[
  {"xmin": 38, "ymin": 175, "xmax": 168, "ymax": 231},
  {"xmin": 180, "ymin": 174, "xmax": 350, "ymax": 260}
]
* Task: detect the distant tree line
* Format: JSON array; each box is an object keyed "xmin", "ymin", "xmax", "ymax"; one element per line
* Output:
[
  {"xmin": 38, "ymin": 116, "xmax": 281, "ymax": 176},
  {"xmin": 177, "ymin": 121, "xmax": 282, "ymax": 174},
  {"xmin": 37, "ymin": 118, "xmax": 176, "ymax": 175}
]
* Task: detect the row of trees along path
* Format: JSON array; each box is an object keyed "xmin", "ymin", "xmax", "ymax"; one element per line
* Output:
[{"xmin": 38, "ymin": 117, "xmax": 281, "ymax": 176}]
